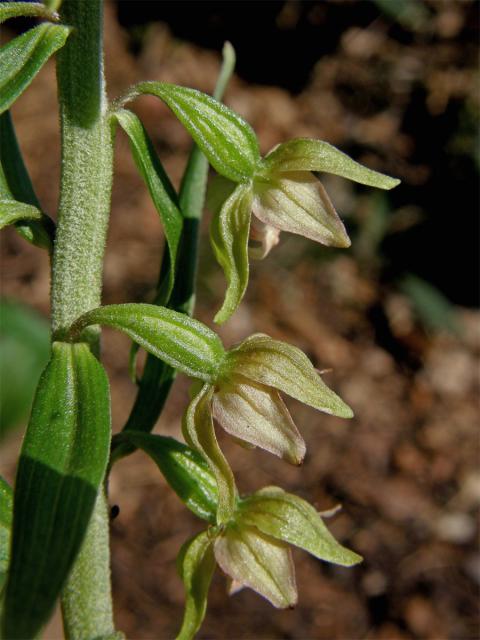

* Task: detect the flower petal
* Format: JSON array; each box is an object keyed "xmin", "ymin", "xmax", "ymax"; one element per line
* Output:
[
  {"xmin": 212, "ymin": 376, "xmax": 306, "ymax": 465},
  {"xmin": 227, "ymin": 334, "xmax": 353, "ymax": 418},
  {"xmin": 261, "ymin": 138, "xmax": 400, "ymax": 190},
  {"xmin": 182, "ymin": 384, "xmax": 237, "ymax": 523},
  {"xmin": 252, "ymin": 172, "xmax": 350, "ymax": 248},
  {"xmin": 210, "ymin": 182, "xmax": 254, "ymax": 324},
  {"xmin": 176, "ymin": 530, "xmax": 216, "ymax": 640},
  {"xmin": 239, "ymin": 487, "xmax": 362, "ymax": 567},
  {"xmin": 214, "ymin": 525, "xmax": 297, "ymax": 609}
]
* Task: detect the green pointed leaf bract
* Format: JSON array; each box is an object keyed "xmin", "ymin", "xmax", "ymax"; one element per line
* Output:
[
  {"xmin": 114, "ymin": 109, "xmax": 183, "ymax": 304},
  {"xmin": 121, "ymin": 431, "xmax": 218, "ymax": 522},
  {"xmin": 73, "ymin": 303, "xmax": 226, "ymax": 382},
  {"xmin": 114, "ymin": 44, "xmax": 238, "ymax": 465},
  {"xmin": 1, "ymin": 342, "xmax": 111, "ymax": 639},
  {"xmin": 0, "ymin": 199, "xmax": 42, "ymax": 229},
  {"xmin": 134, "ymin": 82, "xmax": 260, "ymax": 183},
  {"xmin": 0, "ymin": 112, "xmax": 54, "ymax": 250},
  {"xmin": 0, "ymin": 2, "xmax": 57, "ymax": 24},
  {"xmin": 0, "ymin": 23, "xmax": 71, "ymax": 115}
]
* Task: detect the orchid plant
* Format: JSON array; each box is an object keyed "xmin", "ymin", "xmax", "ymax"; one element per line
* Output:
[{"xmin": 0, "ymin": 2, "xmax": 399, "ymax": 638}]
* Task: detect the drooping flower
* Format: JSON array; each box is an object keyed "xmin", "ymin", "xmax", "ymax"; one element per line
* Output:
[
  {"xmin": 209, "ymin": 137, "xmax": 400, "ymax": 323},
  {"xmin": 176, "ymin": 485, "xmax": 362, "ymax": 639},
  {"xmin": 182, "ymin": 333, "xmax": 352, "ymax": 523}
]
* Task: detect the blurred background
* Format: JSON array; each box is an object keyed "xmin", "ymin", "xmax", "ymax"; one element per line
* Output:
[{"xmin": 1, "ymin": 1, "xmax": 479, "ymax": 638}]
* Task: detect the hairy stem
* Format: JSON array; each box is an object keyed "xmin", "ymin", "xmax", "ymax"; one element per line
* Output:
[
  {"xmin": 51, "ymin": 0, "xmax": 116, "ymax": 636},
  {"xmin": 51, "ymin": 0, "xmax": 113, "ymax": 346}
]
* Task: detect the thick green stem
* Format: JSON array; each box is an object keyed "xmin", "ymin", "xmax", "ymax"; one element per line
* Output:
[
  {"xmin": 61, "ymin": 491, "xmax": 116, "ymax": 640},
  {"xmin": 51, "ymin": 0, "xmax": 116, "ymax": 636},
  {"xmin": 51, "ymin": 0, "xmax": 113, "ymax": 345}
]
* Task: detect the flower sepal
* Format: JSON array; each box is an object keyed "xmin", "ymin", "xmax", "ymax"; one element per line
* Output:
[
  {"xmin": 259, "ymin": 137, "xmax": 400, "ymax": 190},
  {"xmin": 224, "ymin": 333, "xmax": 353, "ymax": 419},
  {"xmin": 238, "ymin": 486, "xmax": 362, "ymax": 567}
]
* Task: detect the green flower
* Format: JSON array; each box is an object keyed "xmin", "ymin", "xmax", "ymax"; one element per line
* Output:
[
  {"xmin": 209, "ymin": 137, "xmax": 400, "ymax": 323},
  {"xmin": 182, "ymin": 333, "xmax": 352, "ymax": 523},
  {"xmin": 176, "ymin": 486, "xmax": 361, "ymax": 639}
]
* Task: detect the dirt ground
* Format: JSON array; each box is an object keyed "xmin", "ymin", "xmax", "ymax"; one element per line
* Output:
[{"xmin": 1, "ymin": 2, "xmax": 479, "ymax": 639}]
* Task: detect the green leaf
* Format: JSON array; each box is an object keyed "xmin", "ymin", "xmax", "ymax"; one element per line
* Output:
[
  {"xmin": 210, "ymin": 182, "xmax": 253, "ymax": 324},
  {"xmin": 2, "ymin": 342, "xmax": 111, "ymax": 639},
  {"xmin": 0, "ymin": 2, "xmax": 58, "ymax": 23},
  {"xmin": 239, "ymin": 487, "xmax": 362, "ymax": 567},
  {"xmin": 0, "ymin": 298, "xmax": 50, "ymax": 439},
  {"xmin": 0, "ymin": 23, "xmax": 71, "ymax": 115},
  {"xmin": 227, "ymin": 333, "xmax": 353, "ymax": 418},
  {"xmin": 0, "ymin": 476, "xmax": 13, "ymax": 592},
  {"xmin": 121, "ymin": 432, "xmax": 218, "ymax": 522},
  {"xmin": 176, "ymin": 531, "xmax": 216, "ymax": 640},
  {"xmin": 0, "ymin": 112, "xmax": 39, "ymax": 206},
  {"xmin": 261, "ymin": 138, "xmax": 400, "ymax": 190},
  {"xmin": 133, "ymin": 82, "xmax": 260, "ymax": 182},
  {"xmin": 73, "ymin": 303, "xmax": 226, "ymax": 383},
  {"xmin": 114, "ymin": 109, "xmax": 183, "ymax": 304},
  {"xmin": 0, "ymin": 112, "xmax": 54, "ymax": 250},
  {"xmin": 212, "ymin": 42, "xmax": 236, "ymax": 103},
  {"xmin": 0, "ymin": 199, "xmax": 42, "ymax": 228}
]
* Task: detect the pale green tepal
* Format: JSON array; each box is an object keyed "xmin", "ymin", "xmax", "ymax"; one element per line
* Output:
[
  {"xmin": 176, "ymin": 486, "xmax": 362, "ymax": 640},
  {"xmin": 209, "ymin": 137, "xmax": 400, "ymax": 323}
]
